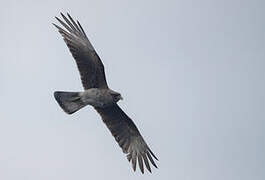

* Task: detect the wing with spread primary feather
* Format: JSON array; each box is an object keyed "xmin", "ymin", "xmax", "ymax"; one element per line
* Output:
[
  {"xmin": 53, "ymin": 13, "xmax": 108, "ymax": 89},
  {"xmin": 95, "ymin": 104, "xmax": 158, "ymax": 173}
]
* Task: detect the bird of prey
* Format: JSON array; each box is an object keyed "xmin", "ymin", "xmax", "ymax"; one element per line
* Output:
[{"xmin": 53, "ymin": 13, "xmax": 158, "ymax": 173}]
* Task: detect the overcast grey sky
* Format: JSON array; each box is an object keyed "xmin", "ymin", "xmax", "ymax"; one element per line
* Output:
[{"xmin": 1, "ymin": 0, "xmax": 265, "ymax": 179}]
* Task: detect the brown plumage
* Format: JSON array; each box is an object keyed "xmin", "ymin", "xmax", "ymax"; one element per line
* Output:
[{"xmin": 53, "ymin": 13, "xmax": 158, "ymax": 173}]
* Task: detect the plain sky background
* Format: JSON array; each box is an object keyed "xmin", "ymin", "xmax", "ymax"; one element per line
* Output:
[{"xmin": 0, "ymin": 0, "xmax": 264, "ymax": 179}]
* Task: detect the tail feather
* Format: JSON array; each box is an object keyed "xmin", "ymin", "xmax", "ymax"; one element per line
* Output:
[{"xmin": 54, "ymin": 91, "xmax": 85, "ymax": 114}]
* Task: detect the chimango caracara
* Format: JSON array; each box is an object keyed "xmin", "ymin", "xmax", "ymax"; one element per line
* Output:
[{"xmin": 53, "ymin": 13, "xmax": 158, "ymax": 174}]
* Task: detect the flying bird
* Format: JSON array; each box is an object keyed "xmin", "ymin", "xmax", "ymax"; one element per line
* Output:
[{"xmin": 53, "ymin": 13, "xmax": 158, "ymax": 173}]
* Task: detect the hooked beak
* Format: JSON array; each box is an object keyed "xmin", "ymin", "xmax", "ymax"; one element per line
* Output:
[{"xmin": 120, "ymin": 95, "xmax": 123, "ymax": 100}]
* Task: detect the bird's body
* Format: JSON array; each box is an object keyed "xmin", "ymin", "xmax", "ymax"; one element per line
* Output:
[
  {"xmin": 53, "ymin": 13, "xmax": 158, "ymax": 174},
  {"xmin": 81, "ymin": 88, "xmax": 122, "ymax": 107},
  {"xmin": 54, "ymin": 88, "xmax": 122, "ymax": 114}
]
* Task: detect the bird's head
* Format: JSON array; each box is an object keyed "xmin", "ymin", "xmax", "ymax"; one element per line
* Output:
[{"xmin": 109, "ymin": 90, "xmax": 123, "ymax": 102}]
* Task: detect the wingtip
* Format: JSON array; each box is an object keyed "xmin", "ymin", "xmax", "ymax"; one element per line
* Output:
[
  {"xmin": 154, "ymin": 155, "xmax": 159, "ymax": 161},
  {"xmin": 60, "ymin": 12, "xmax": 68, "ymax": 20},
  {"xmin": 145, "ymin": 166, "xmax": 152, "ymax": 173},
  {"xmin": 132, "ymin": 162, "xmax": 136, "ymax": 172},
  {"xmin": 148, "ymin": 147, "xmax": 159, "ymax": 161},
  {"xmin": 147, "ymin": 168, "xmax": 152, "ymax": 173},
  {"xmin": 52, "ymin": 23, "xmax": 61, "ymax": 30},
  {"xmin": 55, "ymin": 16, "xmax": 61, "ymax": 22},
  {"xmin": 140, "ymin": 165, "xmax": 144, "ymax": 174}
]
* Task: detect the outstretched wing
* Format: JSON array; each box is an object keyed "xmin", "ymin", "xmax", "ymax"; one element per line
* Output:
[
  {"xmin": 95, "ymin": 104, "xmax": 158, "ymax": 173},
  {"xmin": 53, "ymin": 13, "xmax": 108, "ymax": 89}
]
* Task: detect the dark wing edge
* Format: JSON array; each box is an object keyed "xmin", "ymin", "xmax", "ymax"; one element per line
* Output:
[
  {"xmin": 53, "ymin": 13, "xmax": 108, "ymax": 89},
  {"xmin": 95, "ymin": 104, "xmax": 158, "ymax": 174}
]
